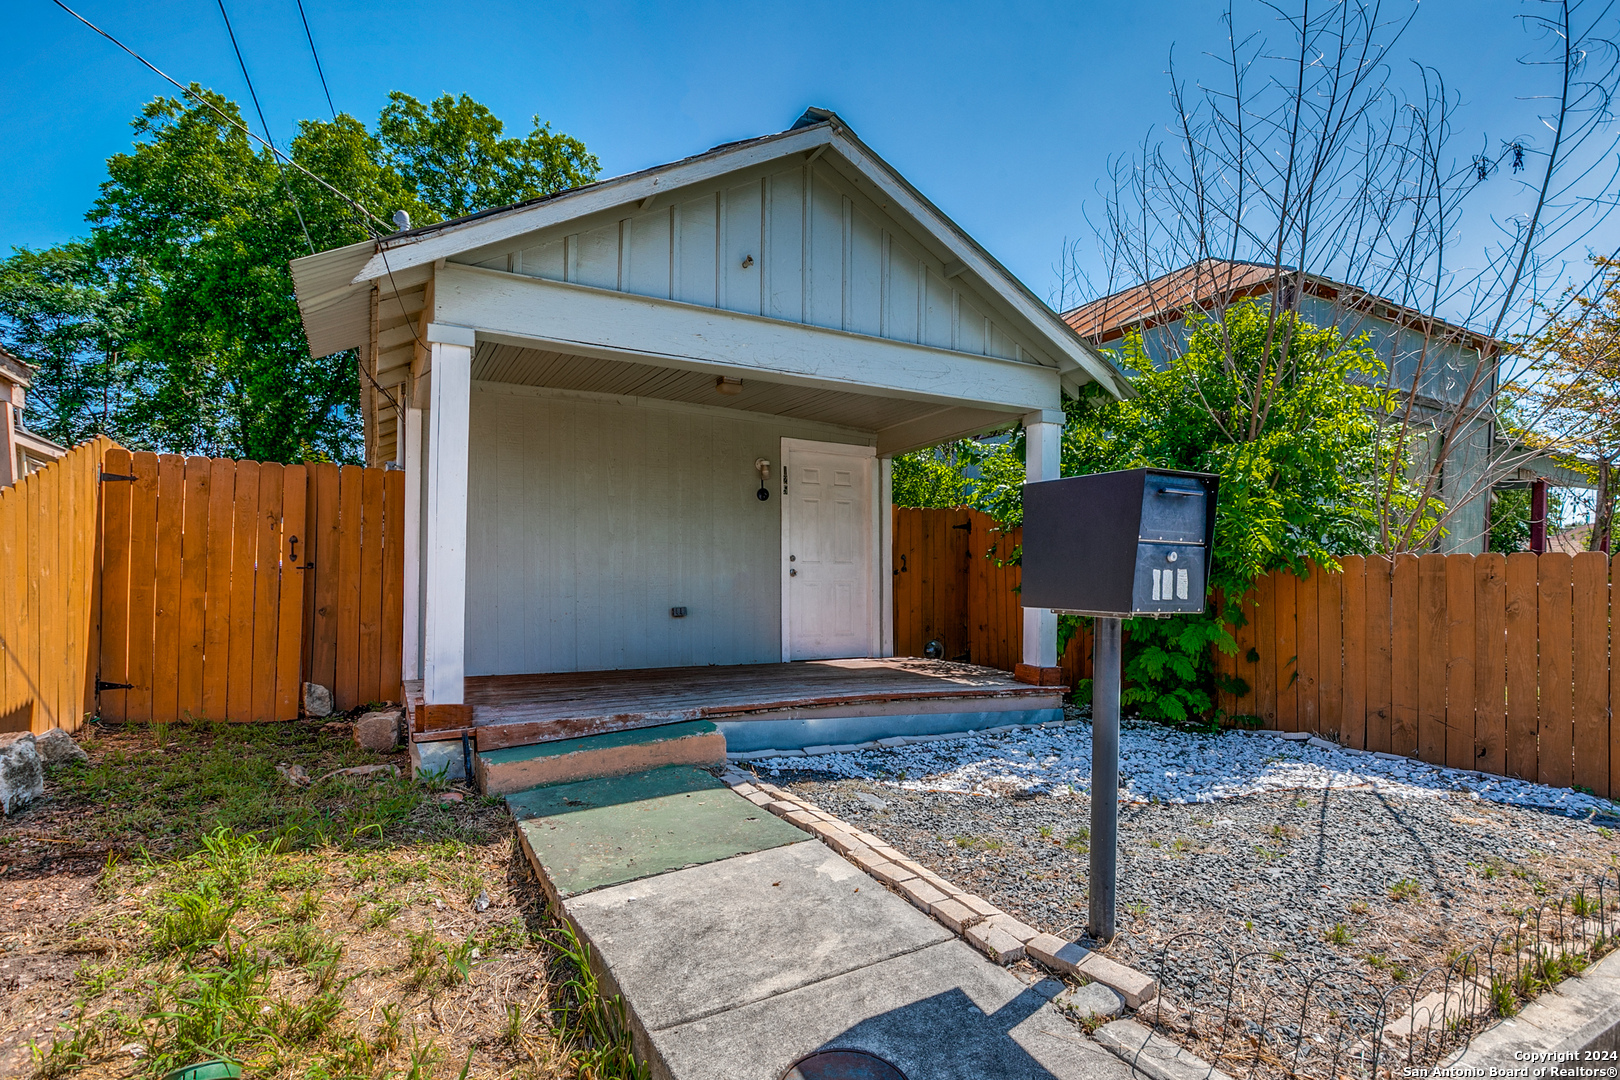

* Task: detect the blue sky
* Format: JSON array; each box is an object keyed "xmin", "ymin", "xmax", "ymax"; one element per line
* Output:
[{"xmin": 1, "ymin": 0, "xmax": 1562, "ymax": 305}]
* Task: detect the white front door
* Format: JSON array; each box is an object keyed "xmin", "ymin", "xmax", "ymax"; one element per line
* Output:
[{"xmin": 782, "ymin": 440, "xmax": 877, "ymax": 661}]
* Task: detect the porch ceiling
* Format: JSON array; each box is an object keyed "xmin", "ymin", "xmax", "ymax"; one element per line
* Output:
[{"xmin": 472, "ymin": 341, "xmax": 985, "ymax": 435}]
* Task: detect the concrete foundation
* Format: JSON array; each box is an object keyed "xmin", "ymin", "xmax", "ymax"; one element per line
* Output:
[{"xmin": 408, "ymin": 738, "xmax": 468, "ymax": 783}]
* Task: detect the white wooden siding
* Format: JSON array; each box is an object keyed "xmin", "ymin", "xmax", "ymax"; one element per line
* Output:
[
  {"xmin": 463, "ymin": 384, "xmax": 872, "ymax": 676},
  {"xmin": 463, "ymin": 160, "xmax": 1033, "ymax": 367}
]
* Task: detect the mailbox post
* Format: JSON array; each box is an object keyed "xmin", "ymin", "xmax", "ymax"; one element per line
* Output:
[{"xmin": 1020, "ymin": 468, "xmax": 1218, "ymax": 942}]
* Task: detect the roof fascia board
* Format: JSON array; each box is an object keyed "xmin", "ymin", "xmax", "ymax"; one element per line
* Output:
[
  {"xmin": 435, "ymin": 262, "xmax": 1058, "ymax": 414},
  {"xmin": 351, "ymin": 126, "xmax": 834, "ymax": 285}
]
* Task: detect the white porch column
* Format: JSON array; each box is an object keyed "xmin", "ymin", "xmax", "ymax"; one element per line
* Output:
[
  {"xmin": 401, "ymin": 401, "xmax": 424, "ymax": 682},
  {"xmin": 879, "ymin": 455, "xmax": 894, "ymax": 657},
  {"xmin": 1022, "ymin": 409, "xmax": 1062, "ymax": 671},
  {"xmin": 422, "ymin": 324, "xmax": 475, "ymax": 705}
]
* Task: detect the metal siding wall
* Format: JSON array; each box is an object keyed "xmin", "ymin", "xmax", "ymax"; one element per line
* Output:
[{"xmin": 462, "ymin": 384, "xmax": 871, "ymax": 676}]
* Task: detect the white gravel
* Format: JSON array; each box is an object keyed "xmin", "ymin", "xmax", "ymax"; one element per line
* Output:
[{"xmin": 743, "ymin": 718, "xmax": 1620, "ymax": 822}]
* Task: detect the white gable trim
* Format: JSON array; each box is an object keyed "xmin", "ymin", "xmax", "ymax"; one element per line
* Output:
[{"xmin": 350, "ymin": 125, "xmax": 832, "ymax": 284}]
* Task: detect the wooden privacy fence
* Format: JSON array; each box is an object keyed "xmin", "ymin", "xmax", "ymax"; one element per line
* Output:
[
  {"xmin": 895, "ymin": 509, "xmax": 1617, "ymax": 799},
  {"xmin": 0, "ymin": 438, "xmax": 112, "ymax": 734},
  {"xmin": 892, "ymin": 507, "xmax": 1094, "ymax": 686},
  {"xmin": 98, "ymin": 449, "xmax": 405, "ymax": 725},
  {"xmin": 1218, "ymin": 552, "xmax": 1617, "ymax": 798}
]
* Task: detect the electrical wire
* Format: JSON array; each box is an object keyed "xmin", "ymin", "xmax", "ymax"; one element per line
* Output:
[
  {"xmin": 293, "ymin": 0, "xmax": 336, "ymax": 119},
  {"xmin": 53, "ymin": 0, "xmax": 414, "ymax": 423},
  {"xmin": 214, "ymin": 0, "xmax": 315, "ymax": 253},
  {"xmin": 49, "ymin": 0, "xmax": 392, "ymax": 234}
]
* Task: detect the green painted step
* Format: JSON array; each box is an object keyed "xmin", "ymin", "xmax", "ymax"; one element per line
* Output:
[
  {"xmin": 476, "ymin": 719, "xmax": 726, "ymax": 795},
  {"xmin": 509, "ymin": 765, "xmax": 808, "ymax": 899}
]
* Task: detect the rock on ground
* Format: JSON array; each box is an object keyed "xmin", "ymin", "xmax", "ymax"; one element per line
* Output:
[
  {"xmin": 302, "ymin": 682, "xmax": 334, "ymax": 719},
  {"xmin": 0, "ymin": 733, "xmax": 45, "ymax": 815},
  {"xmin": 34, "ymin": 727, "xmax": 89, "ymax": 766},
  {"xmin": 352, "ymin": 708, "xmax": 402, "ymax": 751}
]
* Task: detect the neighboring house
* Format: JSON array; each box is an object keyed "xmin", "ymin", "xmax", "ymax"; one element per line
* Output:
[
  {"xmin": 0, "ymin": 347, "xmax": 66, "ymax": 486},
  {"xmin": 291, "ymin": 108, "xmax": 1127, "ymax": 758},
  {"xmin": 1064, "ymin": 259, "xmax": 1500, "ymax": 553}
]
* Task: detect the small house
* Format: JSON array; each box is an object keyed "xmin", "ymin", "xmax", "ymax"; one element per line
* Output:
[{"xmin": 291, "ymin": 108, "xmax": 1128, "ymax": 775}]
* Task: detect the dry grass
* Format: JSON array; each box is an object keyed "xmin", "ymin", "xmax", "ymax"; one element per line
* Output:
[{"xmin": 1, "ymin": 719, "xmax": 644, "ymax": 1080}]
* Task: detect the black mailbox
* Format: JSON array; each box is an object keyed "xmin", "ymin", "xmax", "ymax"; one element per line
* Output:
[{"xmin": 1021, "ymin": 468, "xmax": 1219, "ymax": 617}]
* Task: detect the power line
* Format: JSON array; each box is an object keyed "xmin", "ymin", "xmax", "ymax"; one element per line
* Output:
[
  {"xmin": 215, "ymin": 0, "xmax": 314, "ymax": 254},
  {"xmin": 51, "ymin": 0, "xmax": 409, "ymax": 423},
  {"xmin": 49, "ymin": 0, "xmax": 392, "ymax": 234},
  {"xmin": 293, "ymin": 0, "xmax": 337, "ymax": 119}
]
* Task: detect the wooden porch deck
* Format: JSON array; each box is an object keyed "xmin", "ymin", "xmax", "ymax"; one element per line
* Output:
[{"xmin": 405, "ymin": 658, "xmax": 1060, "ymax": 751}]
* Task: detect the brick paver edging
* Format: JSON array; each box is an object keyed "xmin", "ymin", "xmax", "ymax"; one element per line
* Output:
[{"xmin": 719, "ymin": 767, "xmax": 1159, "ymax": 1009}]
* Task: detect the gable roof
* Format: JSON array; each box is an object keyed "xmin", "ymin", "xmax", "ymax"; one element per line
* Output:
[
  {"xmin": 1064, "ymin": 258, "xmax": 1498, "ymax": 355},
  {"xmin": 291, "ymin": 108, "xmax": 1131, "ymax": 400}
]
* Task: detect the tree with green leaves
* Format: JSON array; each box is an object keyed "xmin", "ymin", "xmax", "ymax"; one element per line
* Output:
[
  {"xmin": 0, "ymin": 89, "xmax": 597, "ymax": 462},
  {"xmin": 905, "ymin": 300, "xmax": 1394, "ymax": 725},
  {"xmin": 1508, "ymin": 258, "xmax": 1620, "ymax": 552}
]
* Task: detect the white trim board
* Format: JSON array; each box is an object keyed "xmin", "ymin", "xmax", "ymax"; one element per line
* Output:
[{"xmin": 435, "ymin": 263, "xmax": 1060, "ymax": 412}]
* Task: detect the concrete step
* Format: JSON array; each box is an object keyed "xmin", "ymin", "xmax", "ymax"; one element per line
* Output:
[{"xmin": 476, "ymin": 720, "xmax": 726, "ymax": 795}]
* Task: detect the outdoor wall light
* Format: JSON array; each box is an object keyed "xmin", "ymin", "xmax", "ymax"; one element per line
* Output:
[{"xmin": 755, "ymin": 458, "xmax": 771, "ymax": 501}]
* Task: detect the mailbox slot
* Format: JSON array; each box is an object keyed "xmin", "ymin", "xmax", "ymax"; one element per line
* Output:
[{"xmin": 1140, "ymin": 473, "xmax": 1209, "ymax": 542}]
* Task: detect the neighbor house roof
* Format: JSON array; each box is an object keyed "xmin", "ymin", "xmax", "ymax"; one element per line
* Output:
[
  {"xmin": 1063, "ymin": 258, "xmax": 1499, "ymax": 356},
  {"xmin": 0, "ymin": 345, "xmax": 34, "ymax": 390},
  {"xmin": 291, "ymin": 108, "xmax": 1133, "ymax": 400}
]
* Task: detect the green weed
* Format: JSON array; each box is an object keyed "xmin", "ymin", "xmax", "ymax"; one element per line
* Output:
[
  {"xmin": 150, "ymin": 882, "xmax": 240, "ymax": 953},
  {"xmin": 1324, "ymin": 923, "xmax": 1353, "ymax": 945},
  {"xmin": 268, "ymin": 989, "xmax": 345, "ymax": 1044},
  {"xmin": 549, "ymin": 920, "xmax": 650, "ymax": 1080},
  {"xmin": 141, "ymin": 950, "xmax": 271, "ymax": 1075},
  {"xmin": 1389, "ymin": 878, "xmax": 1422, "ymax": 902},
  {"xmin": 28, "ymin": 1018, "xmax": 99, "ymax": 1080},
  {"xmin": 374, "ymin": 1003, "xmax": 403, "ymax": 1054},
  {"xmin": 952, "ymin": 835, "xmax": 1004, "ymax": 852},
  {"xmin": 1490, "ymin": 975, "xmax": 1518, "ymax": 1017}
]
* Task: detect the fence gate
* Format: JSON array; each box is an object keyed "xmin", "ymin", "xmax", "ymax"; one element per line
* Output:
[
  {"xmin": 892, "ymin": 507, "xmax": 1094, "ymax": 686},
  {"xmin": 98, "ymin": 449, "xmax": 403, "ymax": 723}
]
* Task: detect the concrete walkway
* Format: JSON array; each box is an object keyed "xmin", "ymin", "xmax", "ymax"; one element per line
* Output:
[{"xmin": 512, "ymin": 765, "xmax": 1135, "ymax": 1080}]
